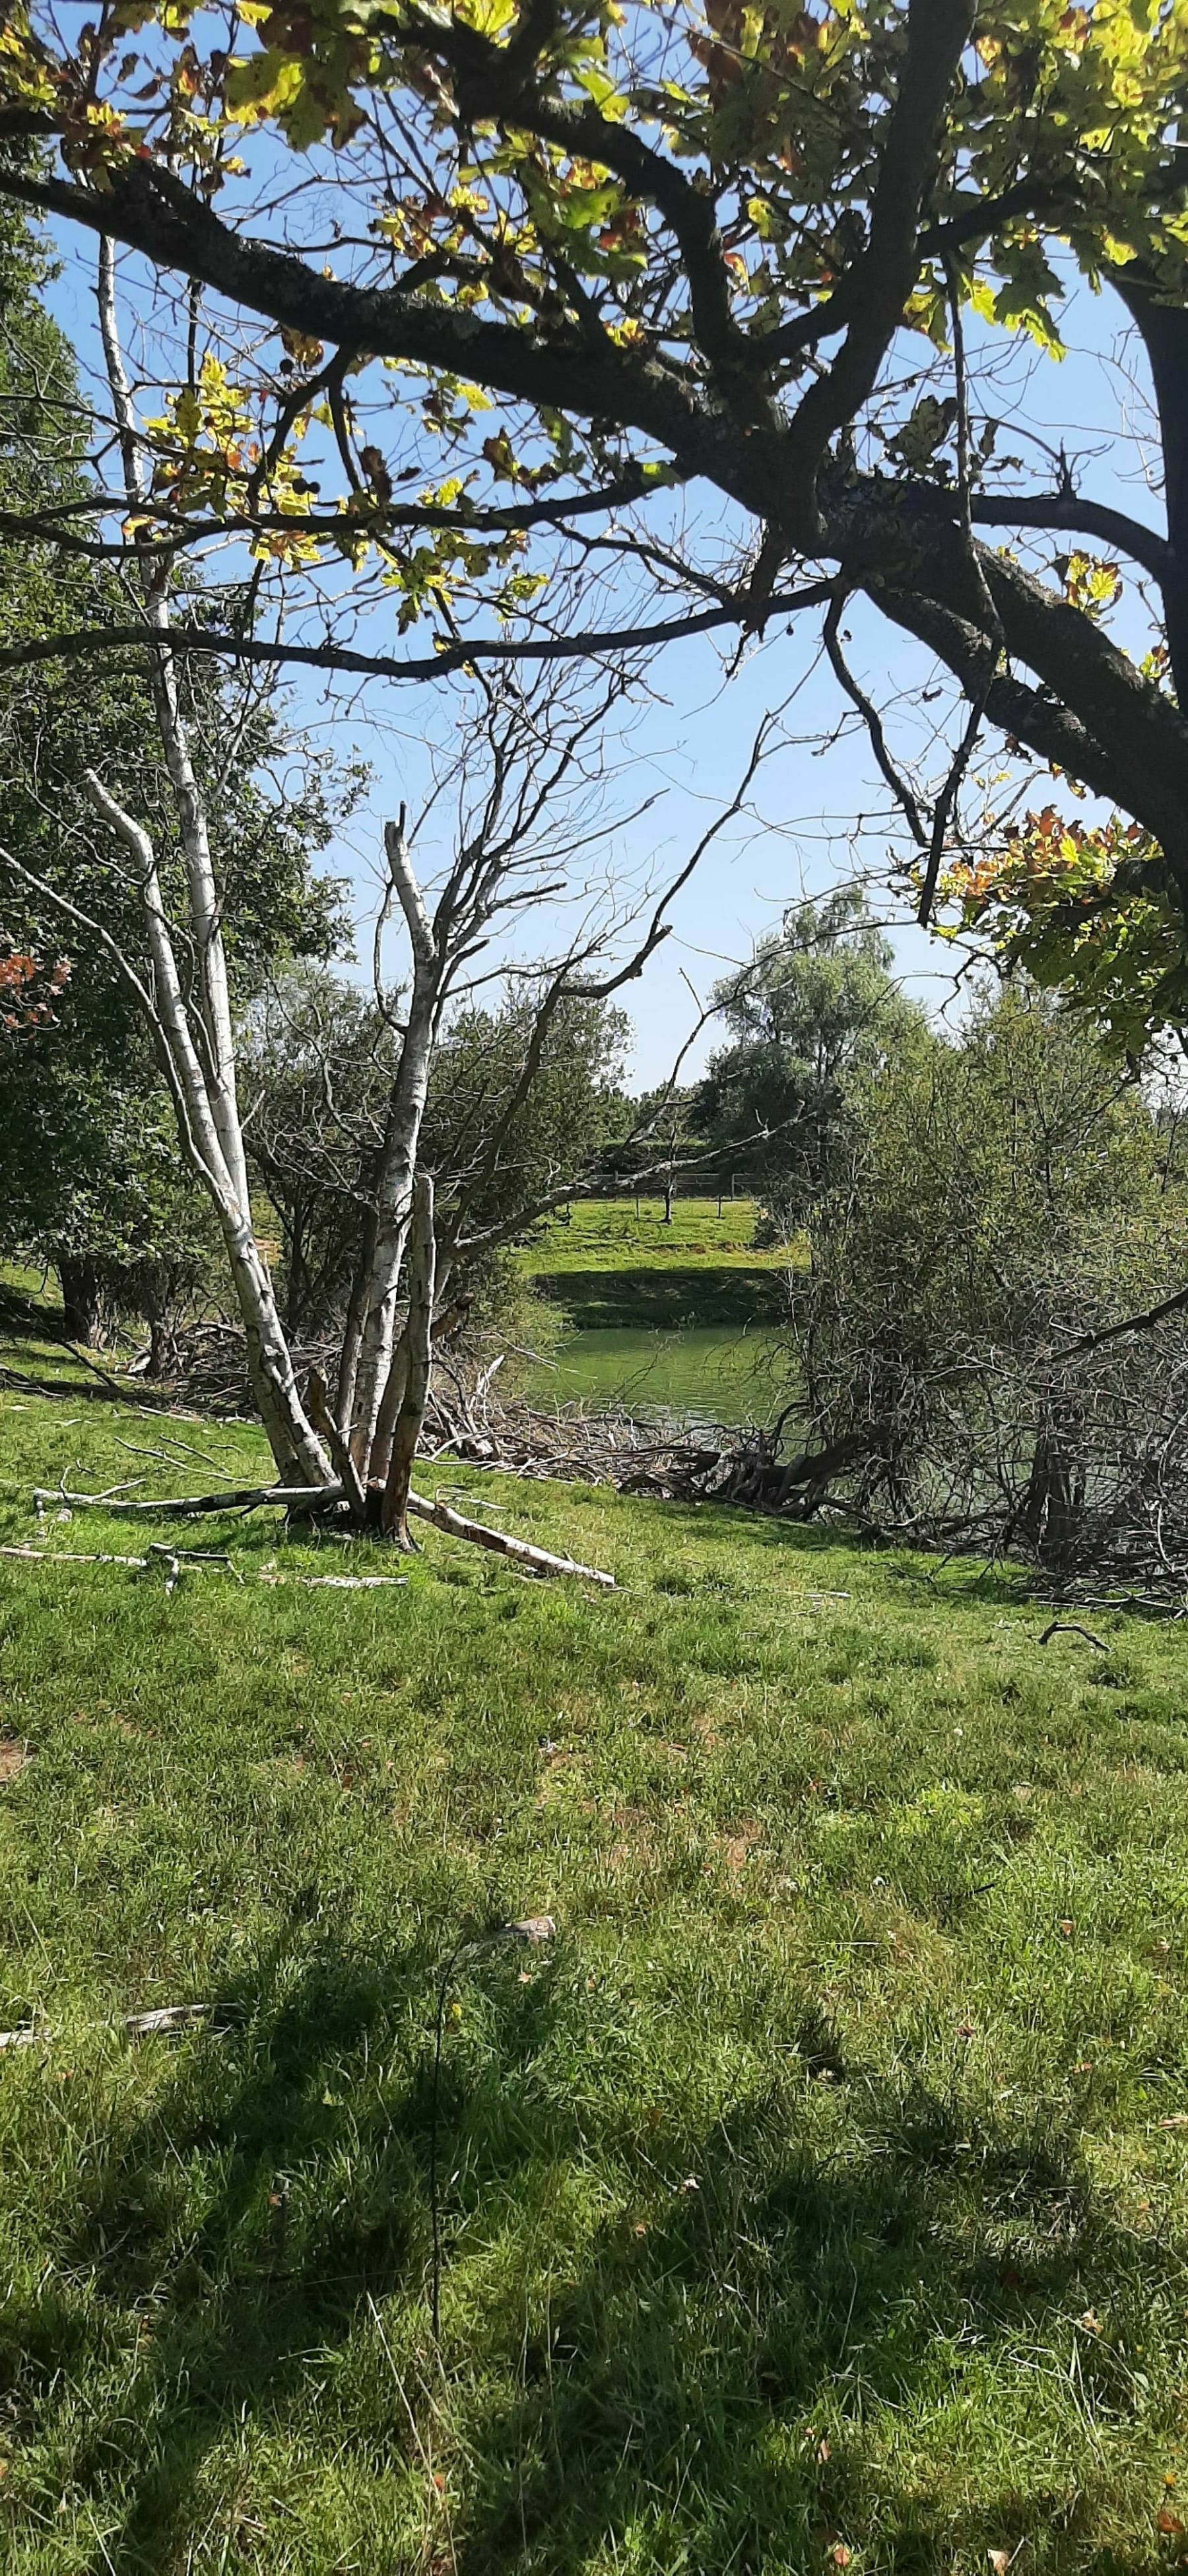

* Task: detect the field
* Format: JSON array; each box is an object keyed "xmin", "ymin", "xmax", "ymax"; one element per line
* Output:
[
  {"xmin": 2, "ymin": 1310, "xmax": 1188, "ymax": 2570},
  {"xmin": 523, "ymin": 1197, "xmax": 793, "ymax": 1329}
]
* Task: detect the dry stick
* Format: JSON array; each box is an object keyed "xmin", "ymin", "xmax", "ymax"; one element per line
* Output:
[
  {"xmin": 3, "ymin": 1543, "xmax": 407, "ymax": 1592},
  {"xmin": 1, "ymin": 1543, "xmax": 150, "ymax": 1570},
  {"xmin": 1, "ymin": 2002, "xmax": 230, "ymax": 2049},
  {"xmin": 1039, "ymin": 1619, "xmax": 1108, "ymax": 1650}
]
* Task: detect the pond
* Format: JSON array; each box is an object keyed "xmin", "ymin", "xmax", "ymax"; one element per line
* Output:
[{"xmin": 523, "ymin": 1324, "xmax": 786, "ymax": 1427}]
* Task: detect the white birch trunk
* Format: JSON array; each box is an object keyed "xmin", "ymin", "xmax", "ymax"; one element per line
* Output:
[
  {"xmin": 91, "ymin": 241, "xmax": 329, "ymax": 1486},
  {"xmin": 345, "ymin": 817, "xmax": 442, "ymax": 1470},
  {"xmin": 381, "ymin": 1170, "xmax": 436, "ymax": 1543}
]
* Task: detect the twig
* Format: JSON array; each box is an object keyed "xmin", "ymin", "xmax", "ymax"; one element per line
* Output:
[
  {"xmin": 1038, "ymin": 1620, "xmax": 1108, "ymax": 1650},
  {"xmin": 823, "ymin": 595, "xmax": 927, "ymax": 845}
]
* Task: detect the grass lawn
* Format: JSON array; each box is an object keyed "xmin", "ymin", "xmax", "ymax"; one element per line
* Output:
[
  {"xmin": 1, "ymin": 1327, "xmax": 1188, "ymax": 2569},
  {"xmin": 525, "ymin": 1199, "xmax": 793, "ymax": 1329}
]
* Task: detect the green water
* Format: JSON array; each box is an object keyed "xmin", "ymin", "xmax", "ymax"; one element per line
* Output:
[{"xmin": 525, "ymin": 1324, "xmax": 785, "ymax": 1426}]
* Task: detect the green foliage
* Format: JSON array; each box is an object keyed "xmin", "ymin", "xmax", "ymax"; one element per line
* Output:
[
  {"xmin": 943, "ymin": 808, "xmax": 1188, "ymax": 1060},
  {"xmin": 241, "ymin": 971, "xmax": 632, "ymax": 1339},
  {"xmin": 0, "ymin": 207, "xmax": 355, "ymax": 1317},
  {"xmin": 3, "ymin": 1349, "xmax": 1188, "ymax": 2565},
  {"xmin": 796, "ymin": 980, "xmax": 1187, "ymax": 1545},
  {"xmin": 699, "ymin": 888, "xmax": 923, "ymax": 1240}
]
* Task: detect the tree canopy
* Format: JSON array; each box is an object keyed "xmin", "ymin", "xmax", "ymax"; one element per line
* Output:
[
  {"xmin": 698, "ymin": 887, "xmax": 922, "ymax": 1227},
  {"xmin": 1, "ymin": 0, "xmax": 1188, "ymax": 1021}
]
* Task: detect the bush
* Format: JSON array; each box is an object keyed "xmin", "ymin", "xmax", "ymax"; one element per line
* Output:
[{"xmin": 792, "ymin": 983, "xmax": 1188, "ymax": 1576}]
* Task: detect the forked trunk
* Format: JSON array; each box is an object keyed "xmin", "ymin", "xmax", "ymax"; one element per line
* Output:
[{"xmin": 90, "ymin": 236, "xmax": 331, "ymax": 1496}]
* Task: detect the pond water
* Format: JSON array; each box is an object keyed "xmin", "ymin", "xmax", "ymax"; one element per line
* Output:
[{"xmin": 523, "ymin": 1324, "xmax": 785, "ymax": 1427}]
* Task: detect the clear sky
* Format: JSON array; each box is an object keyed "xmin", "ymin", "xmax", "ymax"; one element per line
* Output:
[{"xmin": 42, "ymin": 222, "xmax": 1166, "ymax": 1088}]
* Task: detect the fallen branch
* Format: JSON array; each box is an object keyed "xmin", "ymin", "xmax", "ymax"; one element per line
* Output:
[
  {"xmin": 2, "ymin": 1543, "xmax": 150, "ymax": 1570},
  {"xmin": 0, "ymin": 2001, "xmax": 236, "ymax": 2050},
  {"xmin": 1039, "ymin": 1619, "xmax": 1108, "ymax": 1650},
  {"xmin": 33, "ymin": 1479, "xmax": 343, "ymax": 1518},
  {"xmin": 26, "ymin": 1474, "xmax": 614, "ymax": 1582},
  {"xmin": 407, "ymin": 1489, "xmax": 616, "ymax": 1586}
]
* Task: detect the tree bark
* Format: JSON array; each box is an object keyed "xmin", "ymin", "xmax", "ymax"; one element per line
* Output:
[
  {"xmin": 381, "ymin": 1170, "xmax": 436, "ymax": 1543},
  {"xmin": 347, "ymin": 817, "xmax": 441, "ymax": 1470},
  {"xmin": 58, "ymin": 1254, "xmax": 102, "ymax": 1345},
  {"xmin": 85, "ymin": 240, "xmax": 331, "ymax": 1491}
]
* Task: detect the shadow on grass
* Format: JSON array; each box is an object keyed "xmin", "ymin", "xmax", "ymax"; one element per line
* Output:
[
  {"xmin": 531, "ymin": 1264, "xmax": 789, "ymax": 1331},
  {"xmin": 1, "ymin": 1942, "xmax": 1175, "ymax": 2573}
]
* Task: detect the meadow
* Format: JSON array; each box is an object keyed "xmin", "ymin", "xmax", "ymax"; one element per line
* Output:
[
  {"xmin": 1, "ymin": 1305, "xmax": 1187, "ymax": 2571},
  {"xmin": 523, "ymin": 1196, "xmax": 793, "ymax": 1330}
]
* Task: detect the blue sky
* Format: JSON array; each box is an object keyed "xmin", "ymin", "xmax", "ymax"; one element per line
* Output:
[{"xmin": 42, "ymin": 224, "xmax": 1166, "ymax": 1087}]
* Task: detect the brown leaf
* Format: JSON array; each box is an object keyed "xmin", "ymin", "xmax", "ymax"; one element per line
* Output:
[
  {"xmin": 1158, "ymin": 2509, "xmax": 1185, "ymax": 2538},
  {"xmin": 830, "ymin": 2548, "xmax": 852, "ymax": 2569},
  {"xmin": 987, "ymin": 2552, "xmax": 1011, "ymax": 2575},
  {"xmin": 0, "ymin": 1738, "xmax": 27, "ymax": 1782}
]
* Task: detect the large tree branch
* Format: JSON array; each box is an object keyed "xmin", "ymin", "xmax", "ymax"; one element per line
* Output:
[
  {"xmin": 781, "ymin": 0, "xmax": 975, "ymax": 518},
  {"xmin": 0, "ymin": 157, "xmax": 706, "ymax": 460},
  {"xmin": 822, "ymin": 479, "xmax": 1188, "ymax": 862},
  {"xmin": 0, "ymin": 582, "xmax": 837, "ymax": 685},
  {"xmin": 970, "ymin": 489, "xmax": 1172, "ymax": 587},
  {"xmin": 870, "ymin": 579, "xmax": 1188, "ymax": 889}
]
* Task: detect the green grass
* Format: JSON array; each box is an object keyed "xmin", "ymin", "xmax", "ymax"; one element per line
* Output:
[
  {"xmin": 3, "ymin": 1330, "xmax": 1188, "ymax": 2569},
  {"xmin": 525, "ymin": 1198, "xmax": 793, "ymax": 1328}
]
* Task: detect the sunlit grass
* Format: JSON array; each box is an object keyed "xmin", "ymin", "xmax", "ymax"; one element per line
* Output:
[
  {"xmin": 1, "ymin": 1340, "xmax": 1187, "ymax": 2570},
  {"xmin": 524, "ymin": 1198, "xmax": 795, "ymax": 1329}
]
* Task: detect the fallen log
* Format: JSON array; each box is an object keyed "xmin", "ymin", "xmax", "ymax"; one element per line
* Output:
[{"xmin": 406, "ymin": 1489, "xmax": 616, "ymax": 1586}]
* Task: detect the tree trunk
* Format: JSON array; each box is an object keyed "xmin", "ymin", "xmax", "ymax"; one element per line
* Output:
[
  {"xmin": 382, "ymin": 1172, "xmax": 436, "ymax": 1545},
  {"xmin": 335, "ymin": 1194, "xmax": 378, "ymax": 1435},
  {"xmin": 347, "ymin": 817, "xmax": 440, "ymax": 1471},
  {"xmin": 1020, "ymin": 1404, "xmax": 1081, "ymax": 1569},
  {"xmin": 58, "ymin": 1254, "xmax": 102, "ymax": 1345},
  {"xmin": 85, "ymin": 236, "xmax": 331, "ymax": 1496}
]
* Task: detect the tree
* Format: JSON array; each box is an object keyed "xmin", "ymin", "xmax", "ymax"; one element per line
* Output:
[
  {"xmin": 1, "ymin": 226, "xmax": 744, "ymax": 1532},
  {"xmin": 792, "ymin": 981, "xmax": 1188, "ymax": 1567},
  {"xmin": 698, "ymin": 888, "xmax": 921, "ymax": 1235},
  {"xmin": 3, "ymin": 0, "xmax": 1188, "ymax": 1013},
  {"xmin": 240, "ymin": 970, "xmax": 630, "ymax": 1341},
  {"xmin": 0, "ymin": 202, "xmax": 351, "ymax": 1347}
]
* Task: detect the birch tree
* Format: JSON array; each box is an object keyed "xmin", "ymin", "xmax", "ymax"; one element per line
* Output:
[{"xmin": 3, "ymin": 242, "xmax": 769, "ymax": 1526}]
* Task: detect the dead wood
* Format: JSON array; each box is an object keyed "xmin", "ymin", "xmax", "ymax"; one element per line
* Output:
[{"xmin": 405, "ymin": 1489, "xmax": 615, "ymax": 1586}]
